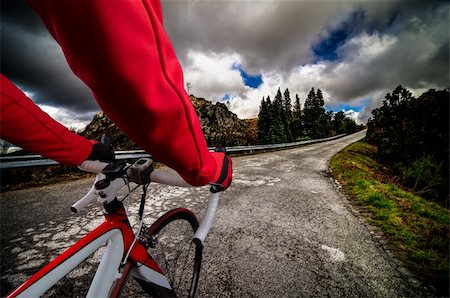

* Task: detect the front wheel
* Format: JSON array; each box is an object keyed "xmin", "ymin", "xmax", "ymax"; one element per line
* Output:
[{"xmin": 144, "ymin": 208, "xmax": 202, "ymax": 297}]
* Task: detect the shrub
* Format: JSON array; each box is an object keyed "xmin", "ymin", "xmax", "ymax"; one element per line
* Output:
[
  {"xmin": 395, "ymin": 155, "xmax": 447, "ymax": 201},
  {"xmin": 367, "ymin": 86, "xmax": 449, "ymax": 205}
]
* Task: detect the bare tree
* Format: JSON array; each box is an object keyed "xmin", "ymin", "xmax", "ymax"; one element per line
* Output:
[{"xmin": 186, "ymin": 82, "xmax": 193, "ymax": 95}]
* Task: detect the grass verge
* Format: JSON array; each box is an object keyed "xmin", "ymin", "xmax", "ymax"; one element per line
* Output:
[{"xmin": 330, "ymin": 141, "xmax": 449, "ymax": 296}]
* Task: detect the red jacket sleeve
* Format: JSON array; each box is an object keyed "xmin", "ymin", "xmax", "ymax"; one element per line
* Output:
[
  {"xmin": 28, "ymin": 0, "xmax": 217, "ymax": 186},
  {"xmin": 0, "ymin": 74, "xmax": 93, "ymax": 166}
]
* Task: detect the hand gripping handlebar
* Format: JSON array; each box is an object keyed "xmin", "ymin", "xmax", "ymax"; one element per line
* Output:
[
  {"xmin": 73, "ymin": 159, "xmax": 221, "ymax": 245},
  {"xmin": 73, "ymin": 161, "xmax": 192, "ymax": 213}
]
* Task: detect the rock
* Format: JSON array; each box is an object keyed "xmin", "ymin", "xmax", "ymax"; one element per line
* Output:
[{"xmin": 80, "ymin": 96, "xmax": 257, "ymax": 149}]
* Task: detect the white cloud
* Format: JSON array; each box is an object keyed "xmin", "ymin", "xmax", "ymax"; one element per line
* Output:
[
  {"xmin": 175, "ymin": 1, "xmax": 448, "ymax": 123},
  {"xmin": 183, "ymin": 51, "xmax": 246, "ymax": 100},
  {"xmin": 183, "ymin": 50, "xmax": 287, "ymax": 119},
  {"xmin": 344, "ymin": 109, "xmax": 361, "ymax": 125},
  {"xmin": 286, "ymin": 33, "xmax": 399, "ymax": 106},
  {"xmin": 182, "ymin": 25, "xmax": 446, "ymax": 123},
  {"xmin": 229, "ymin": 71, "xmax": 285, "ymax": 119},
  {"xmin": 38, "ymin": 104, "xmax": 93, "ymax": 132},
  {"xmin": 3, "ymin": 0, "xmax": 447, "ymax": 127}
]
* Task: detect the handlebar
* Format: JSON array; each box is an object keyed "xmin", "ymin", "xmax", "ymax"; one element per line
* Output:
[
  {"xmin": 78, "ymin": 160, "xmax": 193, "ymax": 187},
  {"xmin": 193, "ymin": 192, "xmax": 219, "ymax": 244},
  {"xmin": 71, "ymin": 174, "xmax": 128, "ymax": 213},
  {"xmin": 73, "ymin": 161, "xmax": 195, "ymax": 213},
  {"xmin": 71, "ymin": 174, "xmax": 104, "ymax": 213},
  {"xmin": 73, "ymin": 159, "xmax": 221, "ymax": 245}
]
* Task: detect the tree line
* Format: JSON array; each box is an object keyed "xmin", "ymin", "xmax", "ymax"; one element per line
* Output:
[
  {"xmin": 257, "ymin": 87, "xmax": 360, "ymax": 144},
  {"xmin": 367, "ymin": 85, "xmax": 449, "ymax": 205}
]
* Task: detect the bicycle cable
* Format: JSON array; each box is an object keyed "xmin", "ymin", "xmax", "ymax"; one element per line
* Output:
[
  {"xmin": 119, "ymin": 180, "xmax": 140, "ymax": 203},
  {"xmin": 120, "ymin": 182, "xmax": 150, "ymax": 268}
]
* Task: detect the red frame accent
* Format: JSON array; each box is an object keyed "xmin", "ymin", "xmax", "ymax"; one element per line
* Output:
[{"xmin": 7, "ymin": 204, "xmax": 162, "ymax": 297}]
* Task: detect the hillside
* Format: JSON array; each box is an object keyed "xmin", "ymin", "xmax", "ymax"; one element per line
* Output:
[{"xmin": 80, "ymin": 96, "xmax": 257, "ymax": 149}]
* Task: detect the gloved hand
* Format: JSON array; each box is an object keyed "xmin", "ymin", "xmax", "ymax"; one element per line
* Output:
[
  {"xmin": 209, "ymin": 148, "xmax": 232, "ymax": 193},
  {"xmin": 87, "ymin": 142, "xmax": 115, "ymax": 162},
  {"xmin": 87, "ymin": 135, "xmax": 115, "ymax": 162},
  {"xmin": 78, "ymin": 135, "xmax": 115, "ymax": 173}
]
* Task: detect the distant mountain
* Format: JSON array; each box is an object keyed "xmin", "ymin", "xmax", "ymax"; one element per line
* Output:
[{"xmin": 80, "ymin": 95, "xmax": 257, "ymax": 149}]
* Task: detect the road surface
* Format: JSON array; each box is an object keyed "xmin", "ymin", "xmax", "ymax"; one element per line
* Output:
[{"xmin": 0, "ymin": 131, "xmax": 432, "ymax": 297}]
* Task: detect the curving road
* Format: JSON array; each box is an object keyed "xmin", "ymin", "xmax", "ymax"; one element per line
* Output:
[{"xmin": 0, "ymin": 131, "xmax": 433, "ymax": 297}]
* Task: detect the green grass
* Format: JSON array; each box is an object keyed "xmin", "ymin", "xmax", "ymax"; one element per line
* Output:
[
  {"xmin": 330, "ymin": 141, "xmax": 449, "ymax": 296},
  {"xmin": 295, "ymin": 136, "xmax": 311, "ymax": 142}
]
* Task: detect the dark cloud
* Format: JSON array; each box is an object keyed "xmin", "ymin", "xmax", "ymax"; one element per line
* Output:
[
  {"xmin": 162, "ymin": 0, "xmax": 355, "ymax": 72},
  {"xmin": 1, "ymin": 0, "xmax": 98, "ymax": 117},
  {"xmin": 1, "ymin": 0, "xmax": 448, "ymax": 126},
  {"xmin": 338, "ymin": 1, "xmax": 448, "ymax": 98}
]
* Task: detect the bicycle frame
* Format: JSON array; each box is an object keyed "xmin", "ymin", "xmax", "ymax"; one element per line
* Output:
[
  {"xmin": 7, "ymin": 201, "xmax": 174, "ymax": 298},
  {"xmin": 7, "ymin": 159, "xmax": 221, "ymax": 297}
]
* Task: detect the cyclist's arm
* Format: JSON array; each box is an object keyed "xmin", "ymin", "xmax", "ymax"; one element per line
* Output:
[
  {"xmin": 28, "ymin": 0, "xmax": 226, "ymax": 187},
  {"xmin": 0, "ymin": 74, "xmax": 93, "ymax": 166}
]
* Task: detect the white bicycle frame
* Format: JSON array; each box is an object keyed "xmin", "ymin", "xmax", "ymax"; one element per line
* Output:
[
  {"xmin": 18, "ymin": 229, "xmax": 125, "ymax": 297},
  {"xmin": 8, "ymin": 161, "xmax": 220, "ymax": 298}
]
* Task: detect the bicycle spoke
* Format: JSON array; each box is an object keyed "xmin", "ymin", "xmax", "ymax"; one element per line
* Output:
[{"xmin": 142, "ymin": 208, "xmax": 201, "ymax": 297}]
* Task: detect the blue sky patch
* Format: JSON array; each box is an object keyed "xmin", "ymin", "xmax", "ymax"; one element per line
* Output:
[
  {"xmin": 326, "ymin": 98, "xmax": 370, "ymax": 112},
  {"xmin": 232, "ymin": 63, "xmax": 263, "ymax": 89},
  {"xmin": 222, "ymin": 94, "xmax": 232, "ymax": 101},
  {"xmin": 313, "ymin": 10, "xmax": 364, "ymax": 62}
]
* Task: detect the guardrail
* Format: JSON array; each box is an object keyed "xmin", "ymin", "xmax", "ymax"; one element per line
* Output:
[{"xmin": 0, "ymin": 134, "xmax": 346, "ymax": 170}]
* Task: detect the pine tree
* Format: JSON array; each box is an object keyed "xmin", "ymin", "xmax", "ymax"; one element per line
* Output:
[
  {"xmin": 332, "ymin": 110, "xmax": 346, "ymax": 135},
  {"xmin": 283, "ymin": 88, "xmax": 293, "ymax": 141},
  {"xmin": 303, "ymin": 87, "xmax": 329, "ymax": 138},
  {"xmin": 316, "ymin": 89, "xmax": 325, "ymax": 110},
  {"xmin": 270, "ymin": 90, "xmax": 287, "ymax": 143},
  {"xmin": 367, "ymin": 86, "xmax": 449, "ymax": 203},
  {"xmin": 257, "ymin": 96, "xmax": 270, "ymax": 144},
  {"xmin": 315, "ymin": 89, "xmax": 328, "ymax": 137},
  {"xmin": 320, "ymin": 110, "xmax": 333, "ymax": 137},
  {"xmin": 292, "ymin": 94, "xmax": 303, "ymax": 139},
  {"xmin": 303, "ymin": 87, "xmax": 316, "ymax": 137}
]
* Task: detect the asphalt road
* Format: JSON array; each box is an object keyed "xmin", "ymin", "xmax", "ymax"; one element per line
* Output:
[{"xmin": 0, "ymin": 131, "xmax": 433, "ymax": 297}]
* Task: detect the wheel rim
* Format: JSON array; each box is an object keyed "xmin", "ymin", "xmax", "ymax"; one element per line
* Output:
[{"xmin": 146, "ymin": 209, "xmax": 201, "ymax": 297}]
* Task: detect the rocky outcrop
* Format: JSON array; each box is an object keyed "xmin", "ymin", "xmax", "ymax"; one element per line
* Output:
[
  {"xmin": 190, "ymin": 96, "xmax": 257, "ymax": 146},
  {"xmin": 80, "ymin": 96, "xmax": 257, "ymax": 149},
  {"xmin": 80, "ymin": 112, "xmax": 139, "ymax": 150}
]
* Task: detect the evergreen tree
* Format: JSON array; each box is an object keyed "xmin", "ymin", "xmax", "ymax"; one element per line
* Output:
[
  {"xmin": 318, "ymin": 111, "xmax": 332, "ymax": 137},
  {"xmin": 283, "ymin": 88, "xmax": 293, "ymax": 141},
  {"xmin": 332, "ymin": 111, "xmax": 346, "ymax": 135},
  {"xmin": 270, "ymin": 90, "xmax": 287, "ymax": 143},
  {"xmin": 342, "ymin": 117, "xmax": 358, "ymax": 134},
  {"xmin": 315, "ymin": 89, "xmax": 328, "ymax": 137},
  {"xmin": 368, "ymin": 85, "xmax": 411, "ymax": 161},
  {"xmin": 292, "ymin": 94, "xmax": 303, "ymax": 139},
  {"xmin": 316, "ymin": 89, "xmax": 325, "ymax": 110},
  {"xmin": 303, "ymin": 87, "xmax": 316, "ymax": 137},
  {"xmin": 257, "ymin": 96, "xmax": 270, "ymax": 144},
  {"xmin": 367, "ymin": 86, "xmax": 449, "ymax": 203},
  {"xmin": 304, "ymin": 87, "xmax": 328, "ymax": 138},
  {"xmin": 283, "ymin": 89, "xmax": 292, "ymax": 121}
]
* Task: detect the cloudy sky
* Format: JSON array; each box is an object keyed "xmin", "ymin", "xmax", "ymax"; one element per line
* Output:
[{"xmin": 1, "ymin": 0, "xmax": 448, "ymax": 130}]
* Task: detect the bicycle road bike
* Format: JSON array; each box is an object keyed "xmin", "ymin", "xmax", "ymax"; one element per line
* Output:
[{"xmin": 6, "ymin": 155, "xmax": 222, "ymax": 297}]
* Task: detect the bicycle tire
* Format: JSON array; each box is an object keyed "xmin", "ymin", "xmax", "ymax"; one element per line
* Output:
[{"xmin": 142, "ymin": 208, "xmax": 202, "ymax": 298}]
